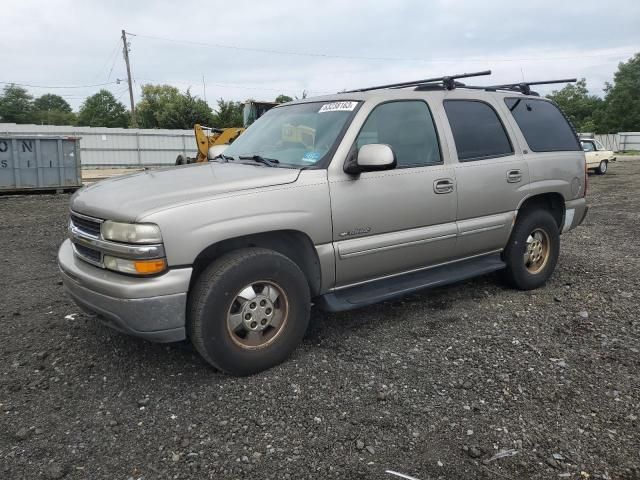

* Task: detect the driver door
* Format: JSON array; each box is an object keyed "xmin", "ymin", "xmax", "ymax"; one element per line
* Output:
[{"xmin": 328, "ymin": 100, "xmax": 458, "ymax": 288}]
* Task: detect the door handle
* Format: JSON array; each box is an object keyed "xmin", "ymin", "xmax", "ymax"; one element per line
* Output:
[
  {"xmin": 506, "ymin": 169, "xmax": 522, "ymax": 183},
  {"xmin": 433, "ymin": 178, "xmax": 455, "ymax": 194}
]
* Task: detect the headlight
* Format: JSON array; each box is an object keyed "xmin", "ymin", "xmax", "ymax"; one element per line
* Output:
[
  {"xmin": 101, "ymin": 221, "xmax": 162, "ymax": 244},
  {"xmin": 104, "ymin": 255, "xmax": 167, "ymax": 275}
]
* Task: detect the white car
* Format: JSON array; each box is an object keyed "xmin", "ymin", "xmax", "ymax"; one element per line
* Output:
[{"xmin": 580, "ymin": 138, "xmax": 616, "ymax": 175}]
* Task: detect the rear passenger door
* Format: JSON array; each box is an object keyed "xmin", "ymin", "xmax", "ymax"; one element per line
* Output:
[{"xmin": 442, "ymin": 98, "xmax": 529, "ymax": 258}]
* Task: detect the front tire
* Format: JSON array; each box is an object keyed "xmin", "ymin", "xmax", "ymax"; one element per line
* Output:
[
  {"xmin": 188, "ymin": 248, "xmax": 310, "ymax": 375},
  {"xmin": 596, "ymin": 160, "xmax": 608, "ymax": 175},
  {"xmin": 502, "ymin": 209, "xmax": 560, "ymax": 290}
]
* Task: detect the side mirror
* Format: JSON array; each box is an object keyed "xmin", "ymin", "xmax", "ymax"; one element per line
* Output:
[
  {"xmin": 208, "ymin": 144, "xmax": 228, "ymax": 160},
  {"xmin": 344, "ymin": 143, "xmax": 397, "ymax": 174}
]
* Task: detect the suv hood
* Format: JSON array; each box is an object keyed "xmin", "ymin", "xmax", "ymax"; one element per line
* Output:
[{"xmin": 72, "ymin": 162, "xmax": 301, "ymax": 222}]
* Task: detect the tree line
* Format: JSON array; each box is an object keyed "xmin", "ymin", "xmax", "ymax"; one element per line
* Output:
[
  {"xmin": 1, "ymin": 53, "xmax": 638, "ymax": 132},
  {"xmin": 0, "ymin": 84, "xmax": 294, "ymax": 130},
  {"xmin": 547, "ymin": 53, "xmax": 640, "ymax": 133}
]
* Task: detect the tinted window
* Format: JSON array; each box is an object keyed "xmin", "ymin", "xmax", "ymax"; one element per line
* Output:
[
  {"xmin": 505, "ymin": 98, "xmax": 580, "ymax": 152},
  {"xmin": 356, "ymin": 101, "xmax": 441, "ymax": 167},
  {"xmin": 443, "ymin": 100, "xmax": 513, "ymax": 161}
]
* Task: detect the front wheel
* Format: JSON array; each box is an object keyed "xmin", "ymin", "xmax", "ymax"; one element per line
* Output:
[
  {"xmin": 596, "ymin": 160, "xmax": 608, "ymax": 175},
  {"xmin": 502, "ymin": 209, "xmax": 560, "ymax": 290},
  {"xmin": 188, "ymin": 248, "xmax": 310, "ymax": 375}
]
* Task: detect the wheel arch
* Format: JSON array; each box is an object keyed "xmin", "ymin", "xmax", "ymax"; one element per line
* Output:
[
  {"xmin": 516, "ymin": 192, "xmax": 565, "ymax": 230},
  {"xmin": 189, "ymin": 230, "xmax": 323, "ymax": 297}
]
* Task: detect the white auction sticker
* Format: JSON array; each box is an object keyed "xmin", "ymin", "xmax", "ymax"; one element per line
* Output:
[{"xmin": 318, "ymin": 101, "xmax": 358, "ymax": 113}]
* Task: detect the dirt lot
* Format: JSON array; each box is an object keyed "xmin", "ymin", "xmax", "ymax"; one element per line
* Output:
[{"xmin": 1, "ymin": 159, "xmax": 639, "ymax": 480}]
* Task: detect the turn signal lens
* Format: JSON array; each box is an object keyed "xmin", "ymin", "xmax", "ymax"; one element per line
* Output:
[
  {"xmin": 134, "ymin": 259, "xmax": 167, "ymax": 275},
  {"xmin": 103, "ymin": 255, "xmax": 167, "ymax": 276}
]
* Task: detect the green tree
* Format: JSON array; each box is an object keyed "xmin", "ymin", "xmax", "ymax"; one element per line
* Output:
[
  {"xmin": 32, "ymin": 94, "xmax": 76, "ymax": 125},
  {"xmin": 33, "ymin": 94, "xmax": 72, "ymax": 113},
  {"xmin": 0, "ymin": 84, "xmax": 34, "ymax": 123},
  {"xmin": 32, "ymin": 109, "xmax": 77, "ymax": 126},
  {"xmin": 275, "ymin": 94, "xmax": 293, "ymax": 103},
  {"xmin": 77, "ymin": 90, "xmax": 129, "ymax": 128},
  {"xmin": 136, "ymin": 84, "xmax": 214, "ymax": 129},
  {"xmin": 598, "ymin": 53, "xmax": 640, "ymax": 132},
  {"xmin": 136, "ymin": 84, "xmax": 182, "ymax": 128},
  {"xmin": 156, "ymin": 89, "xmax": 214, "ymax": 129},
  {"xmin": 211, "ymin": 99, "xmax": 244, "ymax": 127},
  {"xmin": 546, "ymin": 79, "xmax": 603, "ymax": 132}
]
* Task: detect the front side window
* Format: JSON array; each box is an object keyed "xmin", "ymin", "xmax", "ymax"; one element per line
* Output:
[
  {"xmin": 505, "ymin": 98, "xmax": 580, "ymax": 152},
  {"xmin": 224, "ymin": 101, "xmax": 359, "ymax": 167},
  {"xmin": 443, "ymin": 100, "xmax": 513, "ymax": 162},
  {"xmin": 355, "ymin": 101, "xmax": 441, "ymax": 167},
  {"xmin": 581, "ymin": 141, "xmax": 595, "ymax": 152}
]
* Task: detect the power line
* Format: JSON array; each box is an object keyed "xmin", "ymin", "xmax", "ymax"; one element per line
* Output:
[
  {"xmin": 0, "ymin": 80, "xmax": 118, "ymax": 89},
  {"xmin": 126, "ymin": 31, "xmax": 635, "ymax": 64},
  {"xmin": 92, "ymin": 37, "xmax": 122, "ymax": 83},
  {"xmin": 134, "ymin": 76, "xmax": 330, "ymax": 95}
]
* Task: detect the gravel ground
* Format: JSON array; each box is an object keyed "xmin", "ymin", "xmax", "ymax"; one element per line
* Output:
[{"xmin": 1, "ymin": 159, "xmax": 639, "ymax": 480}]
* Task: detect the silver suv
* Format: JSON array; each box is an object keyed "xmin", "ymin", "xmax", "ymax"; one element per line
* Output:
[{"xmin": 58, "ymin": 72, "xmax": 588, "ymax": 375}]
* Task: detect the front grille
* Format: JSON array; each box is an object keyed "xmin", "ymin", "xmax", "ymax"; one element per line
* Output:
[
  {"xmin": 70, "ymin": 213, "xmax": 102, "ymax": 237},
  {"xmin": 74, "ymin": 243, "xmax": 102, "ymax": 264}
]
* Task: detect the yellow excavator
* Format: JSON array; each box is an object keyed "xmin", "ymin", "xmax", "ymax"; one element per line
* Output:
[{"xmin": 176, "ymin": 100, "xmax": 278, "ymax": 165}]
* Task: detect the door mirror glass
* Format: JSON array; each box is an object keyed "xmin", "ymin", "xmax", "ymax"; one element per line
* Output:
[{"xmin": 346, "ymin": 144, "xmax": 396, "ymax": 174}]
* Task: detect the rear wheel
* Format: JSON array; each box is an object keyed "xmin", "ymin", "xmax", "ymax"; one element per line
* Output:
[
  {"xmin": 502, "ymin": 209, "xmax": 560, "ymax": 290},
  {"xmin": 596, "ymin": 160, "xmax": 608, "ymax": 175},
  {"xmin": 188, "ymin": 248, "xmax": 310, "ymax": 375}
]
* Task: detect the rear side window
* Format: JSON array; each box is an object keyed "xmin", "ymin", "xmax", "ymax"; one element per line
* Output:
[
  {"xmin": 505, "ymin": 98, "xmax": 580, "ymax": 152},
  {"xmin": 443, "ymin": 100, "xmax": 513, "ymax": 161},
  {"xmin": 356, "ymin": 101, "xmax": 441, "ymax": 167},
  {"xmin": 581, "ymin": 140, "xmax": 595, "ymax": 152}
]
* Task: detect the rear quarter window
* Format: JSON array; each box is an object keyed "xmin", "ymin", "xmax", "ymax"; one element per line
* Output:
[{"xmin": 505, "ymin": 98, "xmax": 580, "ymax": 152}]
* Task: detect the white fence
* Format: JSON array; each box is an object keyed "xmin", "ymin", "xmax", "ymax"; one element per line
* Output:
[
  {"xmin": 3, "ymin": 124, "xmax": 639, "ymax": 167},
  {"xmin": 0, "ymin": 124, "xmax": 197, "ymax": 167},
  {"xmin": 581, "ymin": 132, "xmax": 640, "ymax": 152}
]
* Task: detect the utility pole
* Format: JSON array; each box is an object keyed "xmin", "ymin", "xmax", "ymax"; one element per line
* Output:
[{"xmin": 121, "ymin": 29, "xmax": 137, "ymax": 127}]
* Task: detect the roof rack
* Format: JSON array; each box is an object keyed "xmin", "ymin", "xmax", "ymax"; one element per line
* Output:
[
  {"xmin": 344, "ymin": 70, "xmax": 492, "ymax": 93},
  {"xmin": 486, "ymin": 78, "xmax": 577, "ymax": 95}
]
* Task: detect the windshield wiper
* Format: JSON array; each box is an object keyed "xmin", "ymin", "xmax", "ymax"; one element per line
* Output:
[
  {"xmin": 211, "ymin": 153, "xmax": 235, "ymax": 162},
  {"xmin": 238, "ymin": 155, "xmax": 280, "ymax": 167}
]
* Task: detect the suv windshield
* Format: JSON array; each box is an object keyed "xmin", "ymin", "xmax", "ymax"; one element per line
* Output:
[{"xmin": 223, "ymin": 101, "xmax": 359, "ymax": 167}]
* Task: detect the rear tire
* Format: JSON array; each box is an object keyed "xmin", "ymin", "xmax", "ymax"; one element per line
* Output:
[
  {"xmin": 188, "ymin": 248, "xmax": 310, "ymax": 376},
  {"xmin": 502, "ymin": 209, "xmax": 560, "ymax": 290},
  {"xmin": 596, "ymin": 160, "xmax": 608, "ymax": 175}
]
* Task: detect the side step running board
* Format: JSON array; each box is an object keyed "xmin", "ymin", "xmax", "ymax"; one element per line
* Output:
[{"xmin": 316, "ymin": 253, "xmax": 505, "ymax": 312}]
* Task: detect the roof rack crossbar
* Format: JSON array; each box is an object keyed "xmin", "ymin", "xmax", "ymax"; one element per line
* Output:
[
  {"xmin": 344, "ymin": 70, "xmax": 491, "ymax": 93},
  {"xmin": 487, "ymin": 78, "xmax": 577, "ymax": 95}
]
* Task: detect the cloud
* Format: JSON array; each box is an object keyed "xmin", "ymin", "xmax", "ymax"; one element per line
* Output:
[{"xmin": 0, "ymin": 0, "xmax": 638, "ymax": 109}]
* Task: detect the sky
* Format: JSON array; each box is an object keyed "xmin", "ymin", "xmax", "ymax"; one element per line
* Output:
[{"xmin": 1, "ymin": 0, "xmax": 638, "ymax": 111}]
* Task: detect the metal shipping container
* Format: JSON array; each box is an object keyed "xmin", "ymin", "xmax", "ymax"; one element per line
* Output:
[{"xmin": 0, "ymin": 135, "xmax": 82, "ymax": 192}]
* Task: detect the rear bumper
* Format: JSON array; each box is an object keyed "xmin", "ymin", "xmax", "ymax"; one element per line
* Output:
[
  {"xmin": 58, "ymin": 239, "xmax": 191, "ymax": 343},
  {"xmin": 563, "ymin": 198, "xmax": 588, "ymax": 233}
]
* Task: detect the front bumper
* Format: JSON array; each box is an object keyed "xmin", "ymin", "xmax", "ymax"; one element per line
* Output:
[{"xmin": 58, "ymin": 239, "xmax": 192, "ymax": 343}]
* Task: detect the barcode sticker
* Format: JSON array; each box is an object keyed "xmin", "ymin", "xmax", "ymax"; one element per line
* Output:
[{"xmin": 318, "ymin": 101, "xmax": 358, "ymax": 113}]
